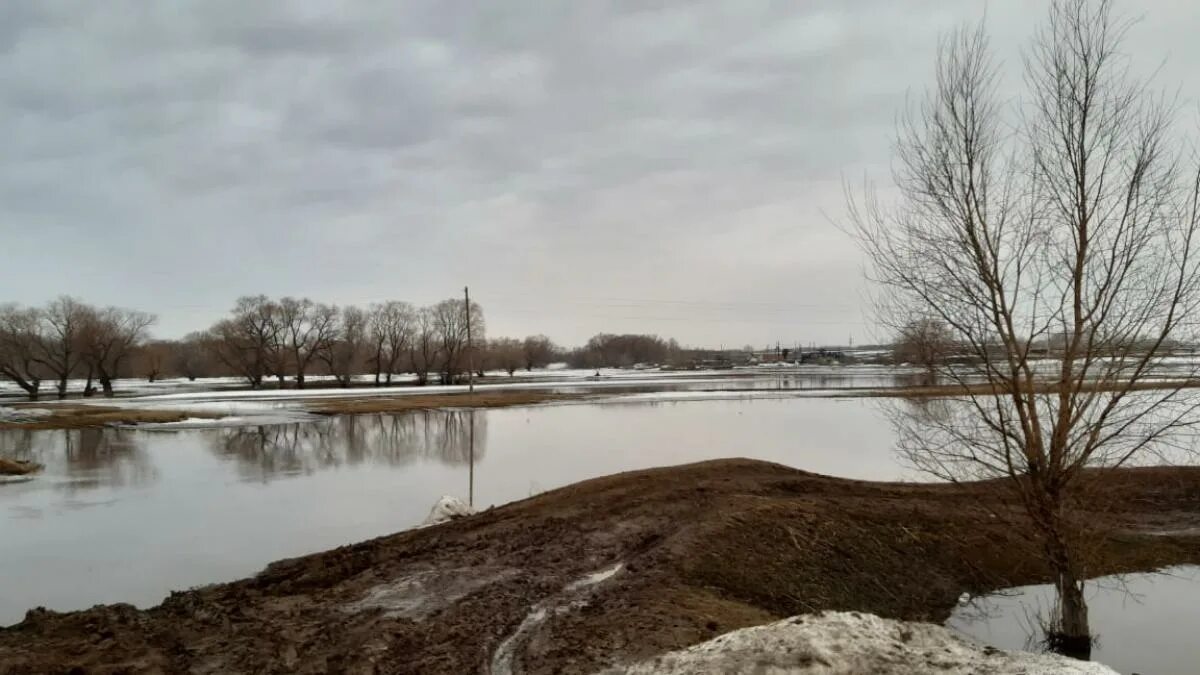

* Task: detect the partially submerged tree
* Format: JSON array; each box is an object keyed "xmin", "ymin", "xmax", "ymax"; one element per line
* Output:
[{"xmin": 847, "ymin": 0, "xmax": 1200, "ymax": 655}]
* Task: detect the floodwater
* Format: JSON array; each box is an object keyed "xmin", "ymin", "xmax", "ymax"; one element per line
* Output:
[
  {"xmin": 0, "ymin": 395, "xmax": 900, "ymax": 625},
  {"xmin": 948, "ymin": 566, "xmax": 1200, "ymax": 675}
]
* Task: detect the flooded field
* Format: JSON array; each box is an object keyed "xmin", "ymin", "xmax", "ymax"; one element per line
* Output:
[
  {"xmin": 0, "ymin": 394, "xmax": 898, "ymax": 625},
  {"xmin": 949, "ymin": 566, "xmax": 1200, "ymax": 675}
]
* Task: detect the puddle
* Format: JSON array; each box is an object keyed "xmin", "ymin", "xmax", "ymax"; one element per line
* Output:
[{"xmin": 948, "ymin": 566, "xmax": 1200, "ymax": 675}]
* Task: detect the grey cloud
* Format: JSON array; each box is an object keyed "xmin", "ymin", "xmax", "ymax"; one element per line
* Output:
[{"xmin": 2, "ymin": 0, "xmax": 1199, "ymax": 346}]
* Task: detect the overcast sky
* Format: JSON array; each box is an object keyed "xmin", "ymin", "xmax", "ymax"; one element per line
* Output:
[{"xmin": 3, "ymin": 1, "xmax": 1199, "ymax": 347}]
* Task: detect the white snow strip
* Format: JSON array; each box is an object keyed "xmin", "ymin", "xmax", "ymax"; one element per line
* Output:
[
  {"xmin": 492, "ymin": 562, "xmax": 626, "ymax": 675},
  {"xmin": 565, "ymin": 563, "xmax": 623, "ymax": 592},
  {"xmin": 596, "ymin": 611, "xmax": 1117, "ymax": 674},
  {"xmin": 0, "ymin": 406, "xmax": 52, "ymax": 421}
]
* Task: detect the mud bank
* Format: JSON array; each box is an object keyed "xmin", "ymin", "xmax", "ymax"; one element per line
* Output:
[{"xmin": 1, "ymin": 459, "xmax": 1198, "ymax": 674}]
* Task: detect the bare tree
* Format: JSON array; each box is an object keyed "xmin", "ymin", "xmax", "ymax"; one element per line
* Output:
[
  {"xmin": 367, "ymin": 301, "xmax": 416, "ymax": 385},
  {"xmin": 409, "ymin": 307, "xmax": 439, "ymax": 386},
  {"xmin": 430, "ymin": 298, "xmax": 485, "ymax": 385},
  {"xmin": 490, "ymin": 338, "xmax": 524, "ymax": 376},
  {"xmin": 174, "ymin": 333, "xmax": 209, "ymax": 381},
  {"xmin": 893, "ymin": 318, "xmax": 956, "ymax": 382},
  {"xmin": 847, "ymin": 0, "xmax": 1200, "ymax": 653},
  {"xmin": 0, "ymin": 305, "xmax": 44, "ymax": 400},
  {"xmin": 522, "ymin": 334, "xmax": 557, "ymax": 371},
  {"xmin": 205, "ymin": 296, "xmax": 282, "ymax": 389},
  {"xmin": 319, "ymin": 306, "xmax": 367, "ymax": 387},
  {"xmin": 81, "ymin": 307, "xmax": 156, "ymax": 397},
  {"xmin": 279, "ymin": 297, "xmax": 339, "ymax": 389},
  {"xmin": 134, "ymin": 340, "xmax": 173, "ymax": 382},
  {"xmin": 31, "ymin": 296, "xmax": 89, "ymax": 399}
]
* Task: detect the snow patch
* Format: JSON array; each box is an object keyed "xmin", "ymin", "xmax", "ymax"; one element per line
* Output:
[
  {"xmin": 344, "ymin": 567, "xmax": 519, "ymax": 620},
  {"xmin": 0, "ymin": 407, "xmax": 51, "ymax": 422},
  {"xmin": 565, "ymin": 563, "xmax": 623, "ymax": 592},
  {"xmin": 493, "ymin": 562, "xmax": 625, "ymax": 675},
  {"xmin": 420, "ymin": 495, "xmax": 476, "ymax": 527},
  {"xmin": 596, "ymin": 611, "xmax": 1116, "ymax": 674}
]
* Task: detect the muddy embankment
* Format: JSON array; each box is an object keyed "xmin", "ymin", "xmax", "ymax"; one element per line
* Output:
[{"xmin": 1, "ymin": 459, "xmax": 1199, "ymax": 674}]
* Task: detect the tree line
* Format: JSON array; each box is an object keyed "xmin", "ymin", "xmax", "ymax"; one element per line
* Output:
[
  {"xmin": 1, "ymin": 295, "xmax": 725, "ymax": 400},
  {"xmin": 0, "ymin": 295, "xmax": 569, "ymax": 399}
]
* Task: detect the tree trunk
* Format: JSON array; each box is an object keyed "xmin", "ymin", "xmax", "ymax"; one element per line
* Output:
[
  {"xmin": 296, "ymin": 371, "xmax": 306, "ymax": 389},
  {"xmin": 100, "ymin": 375, "xmax": 115, "ymax": 398},
  {"xmin": 56, "ymin": 376, "xmax": 68, "ymax": 400},
  {"xmin": 1045, "ymin": 529, "xmax": 1091, "ymax": 659}
]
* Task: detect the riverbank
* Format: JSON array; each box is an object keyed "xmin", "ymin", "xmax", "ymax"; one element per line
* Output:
[{"xmin": 2, "ymin": 459, "xmax": 1197, "ymax": 674}]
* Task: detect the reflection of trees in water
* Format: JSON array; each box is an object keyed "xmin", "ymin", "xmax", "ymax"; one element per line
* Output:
[
  {"xmin": 210, "ymin": 410, "xmax": 486, "ymax": 481},
  {"xmin": 0, "ymin": 428, "xmax": 155, "ymax": 491}
]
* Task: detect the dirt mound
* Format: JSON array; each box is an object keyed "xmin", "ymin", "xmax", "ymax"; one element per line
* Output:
[{"xmin": 1, "ymin": 459, "xmax": 1198, "ymax": 674}]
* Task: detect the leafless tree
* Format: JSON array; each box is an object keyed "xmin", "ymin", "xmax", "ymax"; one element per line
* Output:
[
  {"xmin": 409, "ymin": 307, "xmax": 439, "ymax": 386},
  {"xmin": 31, "ymin": 296, "xmax": 89, "ymax": 399},
  {"xmin": 134, "ymin": 340, "xmax": 173, "ymax": 382},
  {"xmin": 174, "ymin": 333, "xmax": 209, "ymax": 381},
  {"xmin": 430, "ymin": 298, "xmax": 485, "ymax": 384},
  {"xmin": 847, "ymin": 0, "xmax": 1200, "ymax": 653},
  {"xmin": 522, "ymin": 334, "xmax": 557, "ymax": 371},
  {"xmin": 0, "ymin": 305, "xmax": 44, "ymax": 400},
  {"xmin": 490, "ymin": 338, "xmax": 524, "ymax": 376},
  {"xmin": 204, "ymin": 296, "xmax": 283, "ymax": 389},
  {"xmin": 279, "ymin": 297, "xmax": 339, "ymax": 389},
  {"xmin": 367, "ymin": 301, "xmax": 416, "ymax": 385},
  {"xmin": 319, "ymin": 306, "xmax": 367, "ymax": 387},
  {"xmin": 80, "ymin": 307, "xmax": 156, "ymax": 397},
  {"xmin": 893, "ymin": 318, "xmax": 956, "ymax": 382}
]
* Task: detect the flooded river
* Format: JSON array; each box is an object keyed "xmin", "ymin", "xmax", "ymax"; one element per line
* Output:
[
  {"xmin": 0, "ymin": 395, "xmax": 897, "ymax": 624},
  {"xmin": 3, "ymin": 388, "xmax": 1198, "ymax": 674}
]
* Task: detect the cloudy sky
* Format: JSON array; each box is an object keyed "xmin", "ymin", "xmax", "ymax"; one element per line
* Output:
[{"xmin": 3, "ymin": 1, "xmax": 1198, "ymax": 347}]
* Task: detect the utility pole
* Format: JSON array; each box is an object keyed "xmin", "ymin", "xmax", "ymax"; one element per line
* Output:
[{"xmin": 464, "ymin": 286, "xmax": 474, "ymax": 394}]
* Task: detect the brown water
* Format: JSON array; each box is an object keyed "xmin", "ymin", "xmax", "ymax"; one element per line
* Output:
[{"xmin": 0, "ymin": 396, "xmax": 899, "ymax": 624}]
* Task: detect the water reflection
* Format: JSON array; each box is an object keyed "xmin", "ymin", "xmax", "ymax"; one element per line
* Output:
[
  {"xmin": 209, "ymin": 411, "xmax": 486, "ymax": 481},
  {"xmin": 0, "ymin": 428, "xmax": 155, "ymax": 492},
  {"xmin": 0, "ymin": 396, "xmax": 904, "ymax": 625},
  {"xmin": 949, "ymin": 566, "xmax": 1200, "ymax": 675}
]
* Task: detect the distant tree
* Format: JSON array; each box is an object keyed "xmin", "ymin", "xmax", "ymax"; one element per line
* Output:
[
  {"xmin": 279, "ymin": 297, "xmax": 339, "ymax": 389},
  {"xmin": 430, "ymin": 298, "xmax": 485, "ymax": 384},
  {"xmin": 204, "ymin": 296, "xmax": 282, "ymax": 389},
  {"xmin": 490, "ymin": 338, "xmax": 524, "ymax": 376},
  {"xmin": 367, "ymin": 301, "xmax": 416, "ymax": 385},
  {"xmin": 80, "ymin": 307, "xmax": 156, "ymax": 397},
  {"xmin": 522, "ymin": 334, "xmax": 557, "ymax": 371},
  {"xmin": 893, "ymin": 318, "xmax": 955, "ymax": 379},
  {"xmin": 409, "ymin": 308, "xmax": 439, "ymax": 385},
  {"xmin": 0, "ymin": 305, "xmax": 44, "ymax": 400},
  {"xmin": 174, "ymin": 333, "xmax": 209, "ymax": 381},
  {"xmin": 31, "ymin": 296, "xmax": 89, "ymax": 399},
  {"xmin": 134, "ymin": 340, "xmax": 174, "ymax": 382},
  {"xmin": 319, "ymin": 306, "xmax": 367, "ymax": 387}
]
